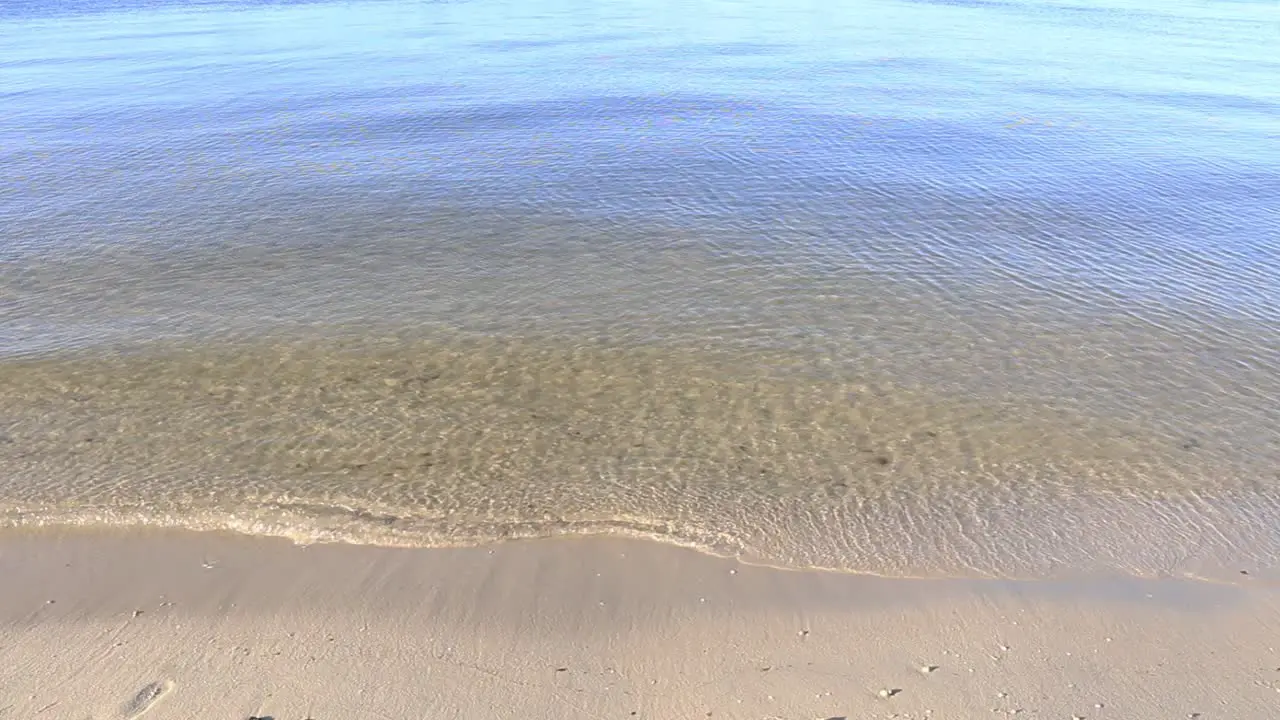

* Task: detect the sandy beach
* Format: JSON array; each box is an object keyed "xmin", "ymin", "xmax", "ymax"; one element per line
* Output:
[{"xmin": 3, "ymin": 530, "xmax": 1278, "ymax": 720}]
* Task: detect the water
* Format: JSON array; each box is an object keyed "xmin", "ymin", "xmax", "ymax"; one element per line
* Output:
[{"xmin": 2, "ymin": 0, "xmax": 1278, "ymax": 580}]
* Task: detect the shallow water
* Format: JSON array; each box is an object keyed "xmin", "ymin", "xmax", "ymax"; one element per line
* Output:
[{"xmin": 2, "ymin": 0, "xmax": 1278, "ymax": 579}]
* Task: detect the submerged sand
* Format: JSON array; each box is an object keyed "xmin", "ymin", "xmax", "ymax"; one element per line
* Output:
[
  {"xmin": 2, "ymin": 530, "xmax": 1278, "ymax": 719},
  {"xmin": 5, "ymin": 332, "xmax": 1280, "ymax": 582}
]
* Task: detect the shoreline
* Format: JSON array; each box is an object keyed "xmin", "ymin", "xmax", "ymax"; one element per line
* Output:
[
  {"xmin": 7, "ymin": 329, "xmax": 1279, "ymax": 586},
  {"xmin": 4, "ymin": 529, "xmax": 1279, "ymax": 719},
  {"xmin": 2, "ymin": 517, "xmax": 1277, "ymax": 586}
]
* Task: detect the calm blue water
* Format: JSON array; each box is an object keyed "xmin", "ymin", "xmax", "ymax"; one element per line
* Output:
[{"xmin": 1, "ymin": 0, "xmax": 1278, "ymax": 580}]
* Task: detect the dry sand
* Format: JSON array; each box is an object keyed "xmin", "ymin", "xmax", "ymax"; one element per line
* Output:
[{"xmin": 2, "ymin": 530, "xmax": 1278, "ymax": 720}]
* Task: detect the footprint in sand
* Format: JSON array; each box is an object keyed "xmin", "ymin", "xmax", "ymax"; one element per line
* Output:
[{"xmin": 119, "ymin": 681, "xmax": 173, "ymax": 720}]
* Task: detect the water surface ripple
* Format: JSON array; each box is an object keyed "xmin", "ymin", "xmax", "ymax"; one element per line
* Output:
[{"xmin": 2, "ymin": 0, "xmax": 1278, "ymax": 580}]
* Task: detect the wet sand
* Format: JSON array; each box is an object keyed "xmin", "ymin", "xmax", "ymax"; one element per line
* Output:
[{"xmin": 3, "ymin": 529, "xmax": 1278, "ymax": 719}]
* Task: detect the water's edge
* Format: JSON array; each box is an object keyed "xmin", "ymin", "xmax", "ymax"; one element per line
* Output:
[{"xmin": 4, "ymin": 332, "xmax": 1277, "ymax": 584}]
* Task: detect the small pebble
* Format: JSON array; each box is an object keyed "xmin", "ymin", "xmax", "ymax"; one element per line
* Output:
[{"xmin": 878, "ymin": 688, "xmax": 901, "ymax": 698}]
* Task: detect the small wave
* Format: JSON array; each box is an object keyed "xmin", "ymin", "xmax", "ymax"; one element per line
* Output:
[{"xmin": 4, "ymin": 485, "xmax": 1280, "ymax": 587}]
